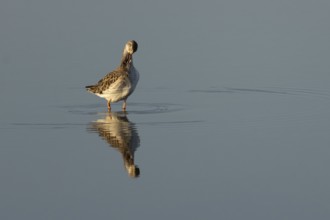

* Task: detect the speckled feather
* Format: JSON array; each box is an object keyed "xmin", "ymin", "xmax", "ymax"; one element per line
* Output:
[
  {"xmin": 85, "ymin": 40, "xmax": 139, "ymax": 109},
  {"xmin": 86, "ymin": 67, "xmax": 129, "ymax": 94}
]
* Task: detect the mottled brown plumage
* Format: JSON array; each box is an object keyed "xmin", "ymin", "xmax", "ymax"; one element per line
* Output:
[
  {"xmin": 85, "ymin": 40, "xmax": 139, "ymax": 111},
  {"xmin": 85, "ymin": 67, "xmax": 129, "ymax": 94}
]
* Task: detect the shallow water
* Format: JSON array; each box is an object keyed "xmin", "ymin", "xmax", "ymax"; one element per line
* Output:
[
  {"xmin": 2, "ymin": 86, "xmax": 330, "ymax": 219},
  {"xmin": 1, "ymin": 1, "xmax": 330, "ymax": 219}
]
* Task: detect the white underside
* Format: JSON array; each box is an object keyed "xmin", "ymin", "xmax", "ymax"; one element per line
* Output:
[{"xmin": 96, "ymin": 66, "xmax": 139, "ymax": 103}]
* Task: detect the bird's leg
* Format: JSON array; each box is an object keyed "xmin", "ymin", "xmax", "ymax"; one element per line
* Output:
[
  {"xmin": 107, "ymin": 100, "xmax": 111, "ymax": 111},
  {"xmin": 122, "ymin": 99, "xmax": 127, "ymax": 111}
]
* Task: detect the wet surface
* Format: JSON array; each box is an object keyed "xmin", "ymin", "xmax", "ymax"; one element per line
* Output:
[
  {"xmin": 1, "ymin": 1, "xmax": 330, "ymax": 219},
  {"xmin": 2, "ymin": 86, "xmax": 330, "ymax": 219}
]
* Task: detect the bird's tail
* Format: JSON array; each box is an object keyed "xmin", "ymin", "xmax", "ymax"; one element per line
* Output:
[{"xmin": 85, "ymin": 85, "xmax": 98, "ymax": 93}]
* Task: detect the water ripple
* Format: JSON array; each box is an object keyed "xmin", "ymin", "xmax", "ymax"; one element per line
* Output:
[
  {"xmin": 62, "ymin": 102, "xmax": 184, "ymax": 115},
  {"xmin": 189, "ymin": 86, "xmax": 330, "ymax": 100}
]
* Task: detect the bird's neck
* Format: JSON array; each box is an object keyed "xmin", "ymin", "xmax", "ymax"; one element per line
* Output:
[{"xmin": 120, "ymin": 52, "xmax": 133, "ymax": 69}]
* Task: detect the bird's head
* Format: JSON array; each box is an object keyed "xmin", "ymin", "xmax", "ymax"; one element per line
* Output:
[{"xmin": 124, "ymin": 40, "xmax": 138, "ymax": 55}]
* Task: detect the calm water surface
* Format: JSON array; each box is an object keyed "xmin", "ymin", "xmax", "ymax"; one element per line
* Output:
[
  {"xmin": 1, "ymin": 1, "xmax": 330, "ymax": 219},
  {"xmin": 2, "ymin": 86, "xmax": 330, "ymax": 219}
]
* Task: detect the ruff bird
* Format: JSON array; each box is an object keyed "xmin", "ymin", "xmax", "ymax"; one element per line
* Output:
[{"xmin": 86, "ymin": 40, "xmax": 139, "ymax": 111}]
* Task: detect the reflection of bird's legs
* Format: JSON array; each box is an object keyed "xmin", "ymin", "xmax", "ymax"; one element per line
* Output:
[
  {"xmin": 122, "ymin": 99, "xmax": 127, "ymax": 110},
  {"xmin": 107, "ymin": 100, "xmax": 111, "ymax": 111}
]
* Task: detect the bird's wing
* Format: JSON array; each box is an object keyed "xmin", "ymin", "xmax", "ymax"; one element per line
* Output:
[{"xmin": 86, "ymin": 67, "xmax": 129, "ymax": 94}]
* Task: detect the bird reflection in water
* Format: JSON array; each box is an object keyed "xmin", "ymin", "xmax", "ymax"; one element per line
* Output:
[{"xmin": 88, "ymin": 112, "xmax": 140, "ymax": 178}]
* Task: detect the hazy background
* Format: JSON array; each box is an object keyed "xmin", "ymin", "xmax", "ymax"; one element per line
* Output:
[{"xmin": 1, "ymin": 0, "xmax": 330, "ymax": 219}]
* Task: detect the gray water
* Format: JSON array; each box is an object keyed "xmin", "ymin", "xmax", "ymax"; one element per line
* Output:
[{"xmin": 1, "ymin": 1, "xmax": 330, "ymax": 219}]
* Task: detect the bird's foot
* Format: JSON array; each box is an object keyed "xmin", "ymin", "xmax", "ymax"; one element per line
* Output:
[
  {"xmin": 107, "ymin": 101, "xmax": 111, "ymax": 111},
  {"xmin": 122, "ymin": 100, "xmax": 127, "ymax": 111}
]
